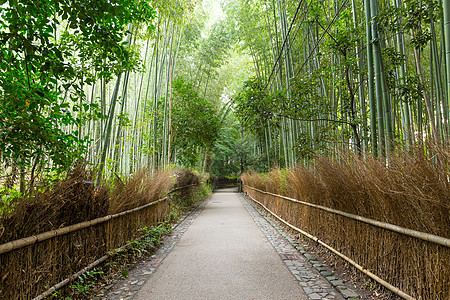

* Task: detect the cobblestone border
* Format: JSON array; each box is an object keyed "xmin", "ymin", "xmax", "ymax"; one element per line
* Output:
[
  {"xmin": 100, "ymin": 196, "xmax": 211, "ymax": 300},
  {"xmin": 239, "ymin": 194, "xmax": 360, "ymax": 300}
]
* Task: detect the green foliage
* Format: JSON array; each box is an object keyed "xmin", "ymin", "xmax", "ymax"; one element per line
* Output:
[
  {"xmin": 171, "ymin": 181, "xmax": 212, "ymax": 209},
  {"xmin": 234, "ymin": 74, "xmax": 332, "ymax": 129},
  {"xmin": 210, "ymin": 116, "xmax": 242, "ymax": 176},
  {"xmin": 119, "ymin": 268, "xmax": 129, "ymax": 279},
  {"xmin": 233, "ymin": 75, "xmax": 333, "ymax": 164},
  {"xmin": 403, "ymin": 0, "xmax": 440, "ymax": 50},
  {"xmin": 0, "ymin": 184, "xmax": 22, "ymax": 214},
  {"xmin": 65, "ymin": 221, "xmax": 172, "ymax": 296},
  {"xmin": 294, "ymin": 131, "xmax": 328, "ymax": 160},
  {"xmin": 326, "ymin": 9, "xmax": 360, "ymax": 57},
  {"xmin": 197, "ymin": 21, "xmax": 233, "ymax": 69},
  {"xmin": 171, "ymin": 77, "xmax": 220, "ymax": 167},
  {"xmin": 382, "ymin": 47, "xmax": 406, "ymax": 89},
  {"xmin": 70, "ymin": 268, "xmax": 104, "ymax": 296},
  {"xmin": 176, "ymin": 16, "xmax": 235, "ymax": 107},
  {"xmin": 0, "ymin": 0, "xmax": 155, "ymax": 171},
  {"xmin": 210, "ymin": 112, "xmax": 268, "ymax": 175},
  {"xmin": 138, "ymin": 223, "xmax": 172, "ymax": 245},
  {"xmin": 289, "ymin": 71, "xmax": 332, "ymax": 119},
  {"xmin": 113, "ymin": 223, "xmax": 172, "ymax": 260},
  {"xmin": 376, "ymin": 0, "xmax": 440, "ymax": 51},
  {"xmin": 233, "ymin": 77, "xmax": 273, "ymax": 132}
]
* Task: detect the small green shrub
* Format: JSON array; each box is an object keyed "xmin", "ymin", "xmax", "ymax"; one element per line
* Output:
[{"xmin": 70, "ymin": 268, "xmax": 104, "ymax": 296}]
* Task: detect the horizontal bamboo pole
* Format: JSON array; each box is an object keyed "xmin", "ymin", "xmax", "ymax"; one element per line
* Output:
[
  {"xmin": 244, "ymin": 193, "xmax": 416, "ymax": 300},
  {"xmin": 32, "ymin": 222, "xmax": 157, "ymax": 300},
  {"xmin": 0, "ymin": 184, "xmax": 200, "ymax": 255},
  {"xmin": 33, "ymin": 253, "xmax": 110, "ymax": 300},
  {"xmin": 33, "ymin": 185, "xmax": 204, "ymax": 300},
  {"xmin": 169, "ymin": 183, "xmax": 198, "ymax": 193},
  {"xmin": 245, "ymin": 185, "xmax": 450, "ymax": 248},
  {"xmin": 0, "ymin": 197, "xmax": 167, "ymax": 255}
]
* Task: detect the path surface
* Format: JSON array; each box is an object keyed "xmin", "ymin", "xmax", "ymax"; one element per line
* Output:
[
  {"xmin": 103, "ymin": 189, "xmax": 348, "ymax": 299},
  {"xmin": 134, "ymin": 189, "xmax": 307, "ymax": 299}
]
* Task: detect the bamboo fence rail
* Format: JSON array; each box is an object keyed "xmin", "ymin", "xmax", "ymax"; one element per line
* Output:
[
  {"xmin": 243, "ymin": 184, "xmax": 449, "ymax": 300},
  {"xmin": 244, "ymin": 185, "xmax": 450, "ymax": 247},
  {"xmin": 0, "ymin": 184, "xmax": 197, "ymax": 299},
  {"xmin": 244, "ymin": 192, "xmax": 415, "ymax": 300},
  {"xmin": 0, "ymin": 198, "xmax": 168, "ymax": 256}
]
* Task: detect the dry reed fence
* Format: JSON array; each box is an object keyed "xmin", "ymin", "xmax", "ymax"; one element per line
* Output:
[
  {"xmin": 0, "ymin": 167, "xmax": 200, "ymax": 299},
  {"xmin": 241, "ymin": 148, "xmax": 449, "ymax": 300}
]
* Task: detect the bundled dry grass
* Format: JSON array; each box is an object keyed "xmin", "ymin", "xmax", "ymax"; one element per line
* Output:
[
  {"xmin": 169, "ymin": 169, "xmax": 204, "ymax": 209},
  {"xmin": 0, "ymin": 168, "xmax": 178, "ymax": 243},
  {"xmin": 108, "ymin": 168, "xmax": 175, "ymax": 214},
  {"xmin": 173, "ymin": 168, "xmax": 201, "ymax": 188},
  {"xmin": 242, "ymin": 145, "xmax": 449, "ymax": 300},
  {"xmin": 0, "ymin": 166, "xmax": 109, "ymax": 243},
  {"xmin": 0, "ymin": 166, "xmax": 207, "ymax": 299}
]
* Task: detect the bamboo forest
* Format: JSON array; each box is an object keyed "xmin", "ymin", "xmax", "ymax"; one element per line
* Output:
[{"xmin": 0, "ymin": 0, "xmax": 449, "ymax": 299}]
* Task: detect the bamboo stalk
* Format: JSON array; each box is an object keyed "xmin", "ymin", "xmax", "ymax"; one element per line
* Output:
[
  {"xmin": 370, "ymin": 0, "xmax": 387, "ymax": 156},
  {"xmin": 243, "ymin": 192, "xmax": 416, "ymax": 300},
  {"xmin": 244, "ymin": 185, "xmax": 450, "ymax": 248},
  {"xmin": 364, "ymin": 0, "xmax": 377, "ymax": 155},
  {"xmin": 443, "ymin": 0, "xmax": 450, "ymax": 126}
]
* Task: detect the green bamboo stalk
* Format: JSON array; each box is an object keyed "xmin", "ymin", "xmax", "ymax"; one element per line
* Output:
[
  {"xmin": 113, "ymin": 70, "xmax": 131, "ymax": 173},
  {"xmin": 352, "ymin": 0, "xmax": 367, "ymax": 154},
  {"xmin": 394, "ymin": 0, "xmax": 412, "ymax": 148},
  {"xmin": 370, "ymin": 0, "xmax": 385, "ymax": 157},
  {"xmin": 410, "ymin": 28, "xmax": 439, "ymax": 144},
  {"xmin": 443, "ymin": 0, "xmax": 450, "ymax": 142},
  {"xmin": 264, "ymin": 128, "xmax": 270, "ymax": 169},
  {"xmin": 130, "ymin": 36, "xmax": 151, "ymax": 170},
  {"xmin": 162, "ymin": 24, "xmax": 175, "ymax": 167},
  {"xmin": 97, "ymin": 72, "xmax": 123, "ymax": 184},
  {"xmin": 431, "ymin": 22, "xmax": 444, "ymax": 142}
]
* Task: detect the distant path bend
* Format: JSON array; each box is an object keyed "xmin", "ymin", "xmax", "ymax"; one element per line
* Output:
[{"xmin": 135, "ymin": 189, "xmax": 307, "ymax": 299}]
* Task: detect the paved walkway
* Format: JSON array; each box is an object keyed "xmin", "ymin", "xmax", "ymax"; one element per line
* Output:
[{"xmin": 103, "ymin": 190, "xmax": 351, "ymax": 299}]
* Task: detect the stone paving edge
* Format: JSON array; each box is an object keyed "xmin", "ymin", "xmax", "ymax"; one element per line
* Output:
[
  {"xmin": 239, "ymin": 193, "xmax": 361, "ymax": 300},
  {"xmin": 99, "ymin": 195, "xmax": 212, "ymax": 300}
]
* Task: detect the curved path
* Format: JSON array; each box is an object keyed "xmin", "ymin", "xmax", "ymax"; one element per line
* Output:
[{"xmin": 103, "ymin": 189, "xmax": 348, "ymax": 299}]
